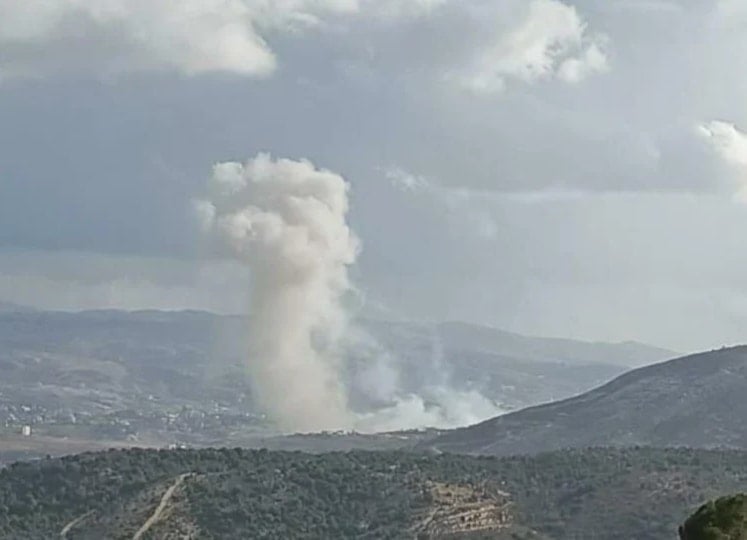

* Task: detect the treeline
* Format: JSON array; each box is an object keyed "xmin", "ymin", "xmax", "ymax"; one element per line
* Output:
[{"xmin": 0, "ymin": 447, "xmax": 746, "ymax": 538}]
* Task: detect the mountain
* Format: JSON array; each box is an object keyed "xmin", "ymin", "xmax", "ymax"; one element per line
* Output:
[
  {"xmin": 0, "ymin": 300, "xmax": 36, "ymax": 313},
  {"xmin": 0, "ymin": 309, "xmax": 674, "ymax": 452},
  {"xmin": 1, "ymin": 446, "xmax": 746, "ymax": 539},
  {"xmin": 424, "ymin": 346, "xmax": 747, "ymax": 456},
  {"xmin": 433, "ymin": 321, "xmax": 673, "ymax": 368},
  {"xmin": 349, "ymin": 319, "xmax": 674, "ymax": 412}
]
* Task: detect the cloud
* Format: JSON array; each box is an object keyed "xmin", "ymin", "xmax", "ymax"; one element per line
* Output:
[
  {"xmin": 698, "ymin": 120, "xmax": 747, "ymax": 200},
  {"xmin": 462, "ymin": 0, "xmax": 608, "ymax": 93},
  {"xmin": 0, "ymin": 0, "xmax": 450, "ymax": 80},
  {"xmin": 0, "ymin": 0, "xmax": 610, "ymax": 87},
  {"xmin": 0, "ymin": 0, "xmax": 274, "ymax": 78},
  {"xmin": 385, "ymin": 167, "xmax": 498, "ymax": 239},
  {"xmin": 4, "ymin": 0, "xmax": 747, "ymax": 357},
  {"xmin": 385, "ymin": 167, "xmax": 430, "ymax": 192},
  {"xmin": 698, "ymin": 121, "xmax": 747, "ymax": 167},
  {"xmin": 362, "ymin": 0, "xmax": 447, "ymax": 19},
  {"xmin": 608, "ymin": 1, "xmax": 683, "ymax": 14},
  {"xmin": 557, "ymin": 42, "xmax": 608, "ymax": 84}
]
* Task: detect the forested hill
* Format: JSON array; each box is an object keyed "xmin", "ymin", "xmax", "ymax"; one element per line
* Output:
[{"xmin": 1, "ymin": 447, "xmax": 747, "ymax": 539}]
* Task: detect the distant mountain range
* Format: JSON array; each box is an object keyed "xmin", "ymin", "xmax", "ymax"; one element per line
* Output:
[
  {"xmin": 0, "ymin": 300, "xmax": 36, "ymax": 313},
  {"xmin": 345, "ymin": 318, "xmax": 674, "ymax": 415},
  {"xmin": 0, "ymin": 308, "xmax": 674, "ymax": 432},
  {"xmin": 424, "ymin": 345, "xmax": 747, "ymax": 456},
  {"xmin": 431, "ymin": 320, "xmax": 673, "ymax": 368}
]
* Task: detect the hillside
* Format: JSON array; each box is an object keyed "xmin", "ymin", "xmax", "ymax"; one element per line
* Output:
[
  {"xmin": 0, "ymin": 447, "xmax": 746, "ymax": 539},
  {"xmin": 359, "ymin": 319, "xmax": 673, "ymax": 413},
  {"xmin": 0, "ymin": 309, "xmax": 673, "ymax": 453},
  {"xmin": 424, "ymin": 346, "xmax": 747, "ymax": 456},
  {"xmin": 434, "ymin": 321, "xmax": 672, "ymax": 368}
]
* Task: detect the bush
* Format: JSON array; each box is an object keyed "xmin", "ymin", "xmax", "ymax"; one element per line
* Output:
[{"xmin": 680, "ymin": 494, "xmax": 747, "ymax": 540}]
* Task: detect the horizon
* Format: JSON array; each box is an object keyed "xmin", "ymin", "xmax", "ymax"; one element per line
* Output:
[{"xmin": 0, "ymin": 297, "xmax": 689, "ymax": 353}]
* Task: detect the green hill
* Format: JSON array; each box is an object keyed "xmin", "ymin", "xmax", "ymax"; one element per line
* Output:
[{"xmin": 1, "ymin": 447, "xmax": 747, "ymax": 539}]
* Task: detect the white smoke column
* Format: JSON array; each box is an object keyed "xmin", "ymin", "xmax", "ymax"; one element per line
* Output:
[{"xmin": 197, "ymin": 153, "xmax": 359, "ymax": 432}]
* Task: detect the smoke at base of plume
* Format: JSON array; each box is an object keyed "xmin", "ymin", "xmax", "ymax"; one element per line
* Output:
[
  {"xmin": 197, "ymin": 153, "xmax": 359, "ymax": 432},
  {"xmin": 342, "ymin": 324, "xmax": 507, "ymax": 433},
  {"xmin": 354, "ymin": 390, "xmax": 507, "ymax": 433}
]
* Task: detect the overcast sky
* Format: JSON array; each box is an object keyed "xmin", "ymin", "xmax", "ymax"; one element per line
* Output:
[{"xmin": 1, "ymin": 0, "xmax": 746, "ymax": 351}]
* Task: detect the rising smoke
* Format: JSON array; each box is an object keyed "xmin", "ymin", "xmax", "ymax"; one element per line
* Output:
[
  {"xmin": 197, "ymin": 153, "xmax": 359, "ymax": 432},
  {"xmin": 345, "ymin": 324, "xmax": 506, "ymax": 433},
  {"xmin": 197, "ymin": 153, "xmax": 506, "ymax": 433}
]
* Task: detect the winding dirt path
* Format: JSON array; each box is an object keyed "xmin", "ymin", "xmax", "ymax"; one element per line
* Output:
[
  {"xmin": 59, "ymin": 510, "xmax": 94, "ymax": 538},
  {"xmin": 131, "ymin": 473, "xmax": 192, "ymax": 540}
]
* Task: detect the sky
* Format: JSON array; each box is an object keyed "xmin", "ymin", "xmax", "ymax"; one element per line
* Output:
[{"xmin": 1, "ymin": 0, "xmax": 747, "ymax": 352}]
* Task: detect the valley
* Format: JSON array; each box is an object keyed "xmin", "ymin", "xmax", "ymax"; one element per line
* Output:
[{"xmin": 0, "ymin": 308, "xmax": 673, "ymax": 461}]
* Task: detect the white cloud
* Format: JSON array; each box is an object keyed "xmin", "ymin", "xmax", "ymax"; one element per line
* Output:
[
  {"xmin": 698, "ymin": 121, "xmax": 747, "ymax": 167},
  {"xmin": 558, "ymin": 42, "xmax": 608, "ymax": 84},
  {"xmin": 385, "ymin": 167, "xmax": 430, "ymax": 192},
  {"xmin": 361, "ymin": 0, "xmax": 447, "ymax": 19},
  {"xmin": 603, "ymin": 1, "xmax": 683, "ymax": 14},
  {"xmin": 463, "ymin": 0, "xmax": 608, "ymax": 93},
  {"xmin": 698, "ymin": 120, "xmax": 747, "ymax": 200},
  {"xmin": 0, "ymin": 0, "xmax": 451, "ymax": 80},
  {"xmin": 0, "ymin": 0, "xmax": 275, "ymax": 79}
]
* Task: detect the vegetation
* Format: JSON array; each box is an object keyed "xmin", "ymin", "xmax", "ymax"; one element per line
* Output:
[
  {"xmin": 680, "ymin": 494, "xmax": 747, "ymax": 540},
  {"xmin": 0, "ymin": 447, "xmax": 746, "ymax": 538}
]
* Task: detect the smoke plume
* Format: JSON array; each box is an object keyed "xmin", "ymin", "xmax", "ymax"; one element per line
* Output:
[
  {"xmin": 345, "ymin": 325, "xmax": 507, "ymax": 433},
  {"xmin": 197, "ymin": 153, "xmax": 359, "ymax": 432}
]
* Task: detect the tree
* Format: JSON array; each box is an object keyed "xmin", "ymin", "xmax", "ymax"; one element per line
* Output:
[{"xmin": 680, "ymin": 494, "xmax": 747, "ymax": 540}]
